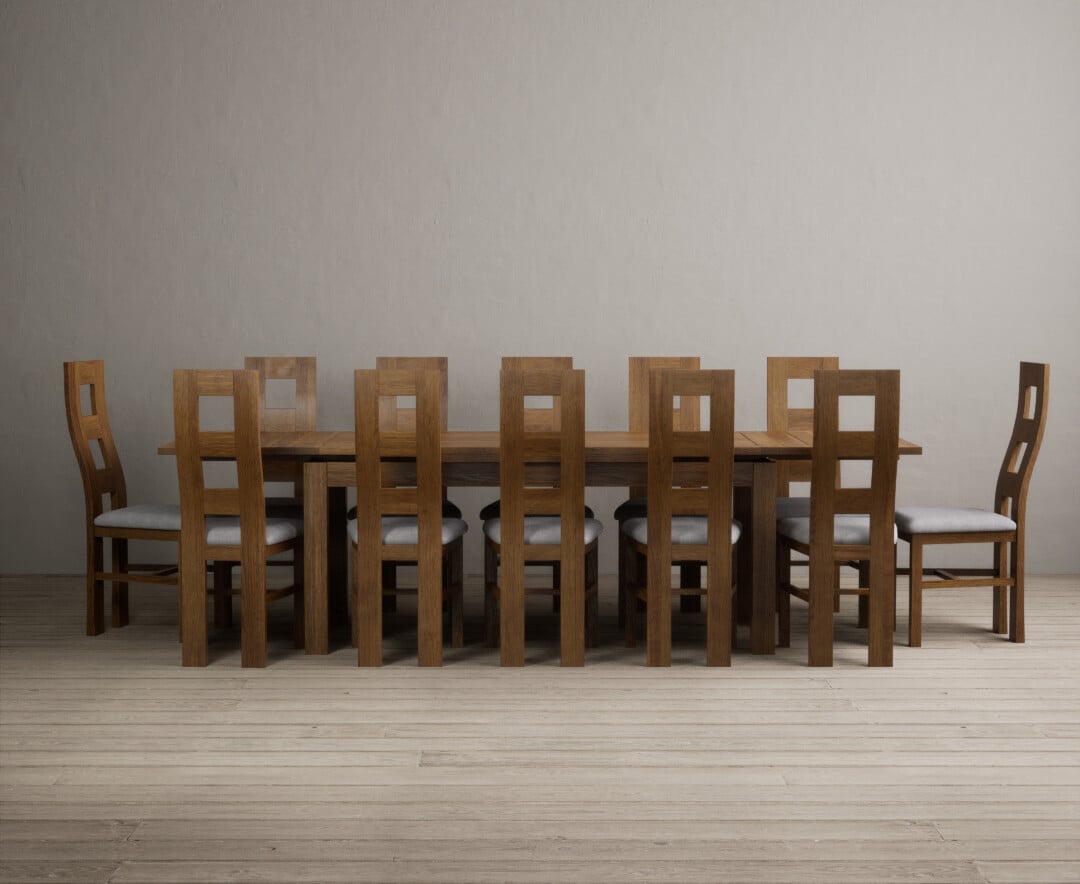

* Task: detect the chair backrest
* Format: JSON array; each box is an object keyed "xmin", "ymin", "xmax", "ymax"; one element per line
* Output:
[
  {"xmin": 808, "ymin": 369, "xmax": 899, "ymax": 562},
  {"xmin": 501, "ymin": 356, "xmax": 573, "ymax": 430},
  {"xmin": 243, "ymin": 356, "xmax": 317, "ymax": 432},
  {"xmin": 64, "ymin": 360, "xmax": 128, "ymax": 518},
  {"xmin": 375, "ymin": 356, "xmax": 449, "ymax": 431},
  {"xmin": 767, "ymin": 356, "xmax": 840, "ymax": 495},
  {"xmin": 995, "ymin": 362, "xmax": 1050, "ymax": 527},
  {"xmin": 628, "ymin": 357, "xmax": 700, "ymax": 497},
  {"xmin": 173, "ymin": 369, "xmax": 266, "ymax": 552},
  {"xmin": 499, "ymin": 365, "xmax": 586, "ymax": 557}
]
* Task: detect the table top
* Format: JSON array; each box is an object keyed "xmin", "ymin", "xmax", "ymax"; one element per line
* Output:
[{"xmin": 159, "ymin": 429, "xmax": 922, "ymax": 461}]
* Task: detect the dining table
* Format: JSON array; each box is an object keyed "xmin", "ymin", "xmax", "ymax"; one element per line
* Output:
[{"xmin": 158, "ymin": 429, "xmax": 921, "ymax": 662}]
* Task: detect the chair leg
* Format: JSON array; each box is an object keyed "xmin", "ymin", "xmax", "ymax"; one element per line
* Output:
[
  {"xmin": 856, "ymin": 562, "xmax": 869, "ymax": 628},
  {"xmin": 552, "ymin": 561, "xmax": 561, "ymax": 613},
  {"xmin": 382, "ymin": 562, "xmax": 397, "ymax": 614},
  {"xmin": 908, "ymin": 538, "xmax": 923, "ymax": 648},
  {"xmin": 585, "ymin": 547, "xmax": 599, "ymax": 648},
  {"xmin": 350, "ymin": 548, "xmax": 359, "ymax": 648},
  {"xmin": 111, "ymin": 538, "xmax": 130, "ymax": 627},
  {"xmin": 680, "ymin": 564, "xmax": 702, "ymax": 613},
  {"xmin": 447, "ymin": 542, "xmax": 464, "ymax": 649},
  {"xmin": 240, "ymin": 558, "xmax": 269, "ymax": 668},
  {"xmin": 87, "ymin": 532, "xmax": 105, "ymax": 636},
  {"xmin": 992, "ymin": 540, "xmax": 1007, "ymax": 634},
  {"xmin": 777, "ymin": 541, "xmax": 791, "ymax": 649},
  {"xmin": 777, "ymin": 590, "xmax": 791, "ymax": 648},
  {"xmin": 624, "ymin": 547, "xmax": 640, "ymax": 648},
  {"xmin": 617, "ymin": 528, "xmax": 628, "ymax": 627},
  {"xmin": 484, "ymin": 540, "xmax": 499, "ymax": 647},
  {"xmin": 213, "ymin": 562, "xmax": 233, "ymax": 629},
  {"xmin": 292, "ymin": 542, "xmax": 305, "ymax": 649},
  {"xmin": 1009, "ymin": 537, "xmax": 1024, "ymax": 643}
]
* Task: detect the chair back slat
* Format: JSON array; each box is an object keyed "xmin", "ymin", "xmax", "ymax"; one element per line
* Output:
[
  {"xmin": 767, "ymin": 356, "xmax": 840, "ymax": 493},
  {"xmin": 64, "ymin": 360, "xmax": 128, "ymax": 516},
  {"xmin": 521, "ymin": 487, "xmax": 564, "ymax": 515},
  {"xmin": 994, "ymin": 362, "xmax": 1049, "ymax": 521},
  {"xmin": 628, "ymin": 357, "xmax": 700, "ymax": 497},
  {"xmin": 670, "ymin": 487, "xmax": 712, "ymax": 515},
  {"xmin": 203, "ymin": 488, "xmax": 242, "ymax": 516}
]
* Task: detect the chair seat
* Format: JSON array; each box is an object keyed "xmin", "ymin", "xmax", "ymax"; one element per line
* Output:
[
  {"xmin": 483, "ymin": 516, "xmax": 603, "ymax": 545},
  {"xmin": 479, "ymin": 499, "xmax": 594, "ymax": 521},
  {"xmin": 895, "ymin": 506, "xmax": 1017, "ymax": 535},
  {"xmin": 775, "ymin": 496, "xmax": 811, "ymax": 520},
  {"xmin": 94, "ymin": 504, "xmax": 182, "ymax": 532},
  {"xmin": 621, "ymin": 516, "xmax": 741, "ymax": 546},
  {"xmin": 347, "ymin": 516, "xmax": 468, "ymax": 546},
  {"xmin": 613, "ymin": 496, "xmax": 648, "ymax": 522},
  {"xmin": 778, "ymin": 515, "xmax": 898, "ymax": 546},
  {"xmin": 204, "ymin": 516, "xmax": 304, "ymax": 547}
]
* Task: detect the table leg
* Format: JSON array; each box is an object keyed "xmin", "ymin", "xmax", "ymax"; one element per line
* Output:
[
  {"xmin": 750, "ymin": 460, "xmax": 777, "ymax": 655},
  {"xmin": 303, "ymin": 462, "xmax": 329, "ymax": 655}
]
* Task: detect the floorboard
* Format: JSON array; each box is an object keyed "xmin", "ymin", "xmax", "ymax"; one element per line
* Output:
[{"xmin": 1, "ymin": 573, "xmax": 1078, "ymax": 883}]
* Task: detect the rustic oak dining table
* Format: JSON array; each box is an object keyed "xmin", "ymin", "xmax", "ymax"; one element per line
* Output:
[{"xmin": 158, "ymin": 429, "xmax": 921, "ymax": 663}]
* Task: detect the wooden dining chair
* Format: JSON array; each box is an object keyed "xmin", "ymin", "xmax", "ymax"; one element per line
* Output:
[
  {"xmin": 243, "ymin": 356, "xmax": 316, "ymax": 514},
  {"xmin": 776, "ymin": 369, "xmax": 900, "ymax": 667},
  {"xmin": 352, "ymin": 368, "xmax": 468, "ymax": 667},
  {"xmin": 174, "ymin": 369, "xmax": 304, "ymax": 667},
  {"xmin": 484, "ymin": 367, "xmax": 602, "ymax": 666},
  {"xmin": 615, "ymin": 357, "xmax": 702, "ymax": 626},
  {"xmin": 768, "ymin": 356, "xmax": 847, "ymax": 611},
  {"xmin": 622, "ymin": 369, "xmax": 739, "ymax": 666},
  {"xmin": 897, "ymin": 362, "xmax": 1049, "ymax": 647},
  {"xmin": 65, "ymin": 360, "xmax": 183, "ymax": 636},
  {"xmin": 480, "ymin": 357, "xmax": 594, "ymax": 614}
]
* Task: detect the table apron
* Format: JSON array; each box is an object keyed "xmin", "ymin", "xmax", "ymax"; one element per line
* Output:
[{"xmin": 323, "ymin": 460, "xmax": 759, "ymax": 488}]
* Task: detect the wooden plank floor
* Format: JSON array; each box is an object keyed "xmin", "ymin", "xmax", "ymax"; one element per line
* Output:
[{"xmin": 2, "ymin": 572, "xmax": 1079, "ymax": 883}]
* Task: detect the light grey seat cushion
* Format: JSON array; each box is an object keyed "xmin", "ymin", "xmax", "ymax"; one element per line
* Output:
[
  {"xmin": 778, "ymin": 515, "xmax": 897, "ymax": 546},
  {"xmin": 775, "ymin": 496, "xmax": 812, "ymax": 520},
  {"xmin": 621, "ymin": 516, "xmax": 741, "ymax": 546},
  {"xmin": 483, "ymin": 516, "xmax": 604, "ymax": 545},
  {"xmin": 205, "ymin": 517, "xmax": 304, "ymax": 547},
  {"xmin": 895, "ymin": 506, "xmax": 1016, "ymax": 535},
  {"xmin": 347, "ymin": 516, "xmax": 468, "ymax": 546},
  {"xmin": 94, "ymin": 504, "xmax": 182, "ymax": 532}
]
